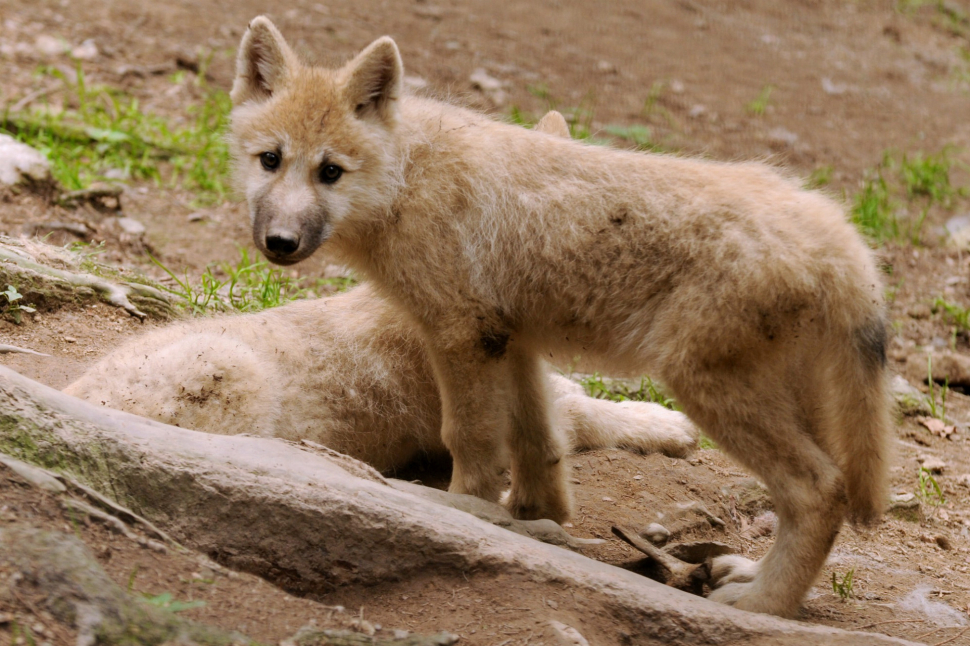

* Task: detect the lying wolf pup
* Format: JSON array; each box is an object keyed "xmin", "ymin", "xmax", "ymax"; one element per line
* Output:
[
  {"xmin": 66, "ymin": 282, "xmax": 698, "ymax": 472},
  {"xmin": 228, "ymin": 18, "xmax": 891, "ymax": 616}
]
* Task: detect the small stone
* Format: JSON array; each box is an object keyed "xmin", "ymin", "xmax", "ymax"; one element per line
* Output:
[
  {"xmin": 601, "ymin": 496, "xmax": 614, "ymax": 502},
  {"xmin": 403, "ymin": 75, "xmax": 428, "ymax": 91},
  {"xmin": 63, "ymin": 336, "xmax": 76, "ymax": 343},
  {"xmin": 71, "ymin": 39, "xmax": 98, "ymax": 60},
  {"xmin": 546, "ymin": 598, "xmax": 558, "ymax": 609},
  {"xmin": 641, "ymin": 522, "xmax": 671, "ymax": 546},
  {"xmin": 919, "ymin": 455, "xmax": 946, "ymax": 474},
  {"xmin": 469, "ymin": 68, "xmax": 507, "ymax": 105},
  {"xmin": 34, "ymin": 34, "xmax": 68, "ymax": 56},
  {"xmin": 548, "ymin": 620, "xmax": 589, "ymax": 646},
  {"xmin": 596, "ymin": 60, "xmax": 617, "ymax": 74},
  {"xmin": 116, "ymin": 217, "xmax": 146, "ymax": 235},
  {"xmin": 955, "ymin": 474, "xmax": 970, "ymax": 488},
  {"xmin": 0, "ymin": 135, "xmax": 51, "ymax": 186},
  {"xmin": 187, "ymin": 212, "xmax": 206, "ymax": 222},
  {"xmin": 392, "ymin": 630, "xmax": 409, "ymax": 639},
  {"xmin": 767, "ymin": 127, "xmax": 798, "ymax": 147},
  {"xmin": 669, "ymin": 79, "xmax": 685, "ymax": 93},
  {"xmin": 688, "ymin": 104, "xmax": 707, "ymax": 118},
  {"xmin": 821, "ymin": 77, "xmax": 847, "ymax": 95}
]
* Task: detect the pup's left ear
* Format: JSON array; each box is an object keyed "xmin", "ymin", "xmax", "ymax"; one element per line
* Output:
[{"xmin": 341, "ymin": 36, "xmax": 403, "ymax": 124}]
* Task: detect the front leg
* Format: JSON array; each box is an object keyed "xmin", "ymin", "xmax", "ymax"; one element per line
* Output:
[
  {"xmin": 427, "ymin": 341, "xmax": 512, "ymax": 503},
  {"xmin": 504, "ymin": 349, "xmax": 572, "ymax": 523}
]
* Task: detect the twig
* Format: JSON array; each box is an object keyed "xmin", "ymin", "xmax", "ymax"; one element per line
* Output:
[
  {"xmin": 0, "ymin": 344, "xmax": 50, "ymax": 357},
  {"xmin": 934, "ymin": 626, "xmax": 970, "ymax": 646},
  {"xmin": 855, "ymin": 618, "xmax": 924, "ymax": 631},
  {"xmin": 8, "ymin": 86, "xmax": 57, "ymax": 113},
  {"xmin": 55, "ymin": 184, "xmax": 123, "ymax": 208}
]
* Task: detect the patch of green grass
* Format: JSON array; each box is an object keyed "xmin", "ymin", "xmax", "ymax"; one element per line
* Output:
[
  {"xmin": 698, "ymin": 435, "xmax": 718, "ymax": 450},
  {"xmin": 746, "ymin": 84, "xmax": 774, "ymax": 116},
  {"xmin": 580, "ymin": 372, "xmax": 677, "ymax": 410},
  {"xmin": 932, "ymin": 296, "xmax": 970, "ymax": 331},
  {"xmin": 143, "ymin": 591, "xmax": 206, "ymax": 613},
  {"xmin": 899, "ymin": 149, "xmax": 954, "ymax": 204},
  {"xmin": 603, "ymin": 124, "xmax": 660, "ymax": 151},
  {"xmin": 1, "ymin": 284, "xmax": 36, "ymax": 324},
  {"xmin": 832, "ymin": 568, "xmax": 855, "ymax": 600},
  {"xmin": 806, "ymin": 165, "xmax": 834, "ymax": 189},
  {"xmin": 849, "ymin": 147, "xmax": 964, "ymax": 244},
  {"xmin": 850, "ymin": 170, "xmax": 897, "ymax": 241},
  {"xmin": 150, "ymin": 248, "xmax": 307, "ymax": 315},
  {"xmin": 150, "ymin": 248, "xmax": 357, "ymax": 315},
  {"xmin": 0, "ymin": 61, "xmax": 231, "ymax": 202},
  {"xmin": 917, "ymin": 466, "xmax": 946, "ymax": 506}
]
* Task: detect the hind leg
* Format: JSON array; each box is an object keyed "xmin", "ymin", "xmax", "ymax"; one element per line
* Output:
[{"xmin": 681, "ymin": 387, "xmax": 847, "ymax": 617}]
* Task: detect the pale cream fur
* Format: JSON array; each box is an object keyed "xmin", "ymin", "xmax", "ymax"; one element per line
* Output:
[
  {"xmin": 65, "ymin": 283, "xmax": 699, "ymax": 472},
  {"xmin": 227, "ymin": 17, "xmax": 893, "ymax": 617}
]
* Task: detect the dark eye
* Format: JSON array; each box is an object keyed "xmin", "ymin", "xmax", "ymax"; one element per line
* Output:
[
  {"xmin": 259, "ymin": 152, "xmax": 280, "ymax": 171},
  {"xmin": 319, "ymin": 164, "xmax": 343, "ymax": 184}
]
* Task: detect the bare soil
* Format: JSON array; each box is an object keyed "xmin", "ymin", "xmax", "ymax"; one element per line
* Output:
[{"xmin": 2, "ymin": 0, "xmax": 970, "ymax": 644}]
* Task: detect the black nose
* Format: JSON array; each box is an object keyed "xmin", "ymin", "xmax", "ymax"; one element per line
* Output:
[{"xmin": 265, "ymin": 232, "xmax": 300, "ymax": 256}]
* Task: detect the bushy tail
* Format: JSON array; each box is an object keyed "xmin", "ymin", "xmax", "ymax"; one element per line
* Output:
[{"xmin": 821, "ymin": 317, "xmax": 893, "ymax": 525}]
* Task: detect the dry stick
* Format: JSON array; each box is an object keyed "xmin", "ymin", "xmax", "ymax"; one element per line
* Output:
[
  {"xmin": 855, "ymin": 619, "xmax": 925, "ymax": 631},
  {"xmin": 8, "ymin": 86, "xmax": 57, "ymax": 113},
  {"xmin": 918, "ymin": 626, "xmax": 970, "ymax": 641},
  {"xmin": 0, "ymin": 344, "xmax": 50, "ymax": 357},
  {"xmin": 934, "ymin": 626, "xmax": 970, "ymax": 646}
]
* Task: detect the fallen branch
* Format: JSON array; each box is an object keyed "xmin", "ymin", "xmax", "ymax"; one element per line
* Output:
[{"xmin": 612, "ymin": 525, "xmax": 711, "ymax": 595}]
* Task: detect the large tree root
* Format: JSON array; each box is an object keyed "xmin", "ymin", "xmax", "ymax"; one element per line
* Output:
[
  {"xmin": 0, "ymin": 365, "xmax": 913, "ymax": 645},
  {"xmin": 0, "ymin": 236, "xmax": 176, "ymax": 319},
  {"xmin": 0, "ymin": 520, "xmax": 457, "ymax": 646}
]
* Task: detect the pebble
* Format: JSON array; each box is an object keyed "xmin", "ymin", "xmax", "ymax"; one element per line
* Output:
[
  {"xmin": 548, "ymin": 620, "xmax": 589, "ymax": 646},
  {"xmin": 601, "ymin": 496, "xmax": 614, "ymax": 502},
  {"xmin": 0, "ymin": 135, "xmax": 51, "ymax": 186},
  {"xmin": 71, "ymin": 39, "xmax": 98, "ymax": 60},
  {"xmin": 116, "ymin": 217, "xmax": 146, "ymax": 235},
  {"xmin": 919, "ymin": 456, "xmax": 947, "ymax": 474},
  {"xmin": 641, "ymin": 522, "xmax": 671, "ymax": 545}
]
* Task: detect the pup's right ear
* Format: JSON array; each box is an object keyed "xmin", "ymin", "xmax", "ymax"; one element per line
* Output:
[
  {"xmin": 535, "ymin": 110, "xmax": 570, "ymax": 138},
  {"xmin": 231, "ymin": 16, "xmax": 296, "ymax": 105}
]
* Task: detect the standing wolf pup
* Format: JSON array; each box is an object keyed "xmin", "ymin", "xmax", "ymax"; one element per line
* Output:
[{"xmin": 229, "ymin": 18, "xmax": 891, "ymax": 617}]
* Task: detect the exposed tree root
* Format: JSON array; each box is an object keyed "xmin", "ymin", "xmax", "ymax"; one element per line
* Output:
[
  {"xmin": 0, "ymin": 344, "xmax": 49, "ymax": 356},
  {"xmin": 0, "ymin": 236, "xmax": 176, "ymax": 319}
]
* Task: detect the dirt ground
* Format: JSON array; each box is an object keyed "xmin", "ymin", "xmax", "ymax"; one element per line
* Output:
[{"xmin": 3, "ymin": 0, "xmax": 970, "ymax": 644}]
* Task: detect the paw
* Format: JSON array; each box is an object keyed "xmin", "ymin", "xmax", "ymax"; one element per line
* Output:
[
  {"xmin": 448, "ymin": 468, "xmax": 504, "ymax": 503},
  {"xmin": 708, "ymin": 581, "xmax": 753, "ymax": 606},
  {"xmin": 707, "ymin": 580, "xmax": 799, "ymax": 617},
  {"xmin": 504, "ymin": 479, "xmax": 572, "ymax": 524},
  {"xmin": 710, "ymin": 554, "xmax": 759, "ymax": 587},
  {"xmin": 659, "ymin": 417, "xmax": 701, "ymax": 458}
]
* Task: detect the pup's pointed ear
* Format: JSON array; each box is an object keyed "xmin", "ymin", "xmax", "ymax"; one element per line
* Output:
[
  {"xmin": 341, "ymin": 36, "xmax": 403, "ymax": 124},
  {"xmin": 231, "ymin": 16, "xmax": 296, "ymax": 105},
  {"xmin": 535, "ymin": 110, "xmax": 571, "ymax": 138}
]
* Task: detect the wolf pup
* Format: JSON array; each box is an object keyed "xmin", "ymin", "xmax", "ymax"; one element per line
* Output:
[
  {"xmin": 229, "ymin": 17, "xmax": 891, "ymax": 616},
  {"xmin": 66, "ymin": 282, "xmax": 698, "ymax": 472}
]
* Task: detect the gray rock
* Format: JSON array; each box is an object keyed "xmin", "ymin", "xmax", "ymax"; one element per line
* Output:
[
  {"xmin": 116, "ymin": 217, "xmax": 146, "ymax": 235},
  {"xmin": 549, "ymin": 620, "xmax": 590, "ymax": 646},
  {"xmin": 0, "ymin": 135, "xmax": 51, "ymax": 186},
  {"xmin": 642, "ymin": 522, "xmax": 672, "ymax": 546},
  {"xmin": 891, "ymin": 374, "xmax": 932, "ymax": 417}
]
